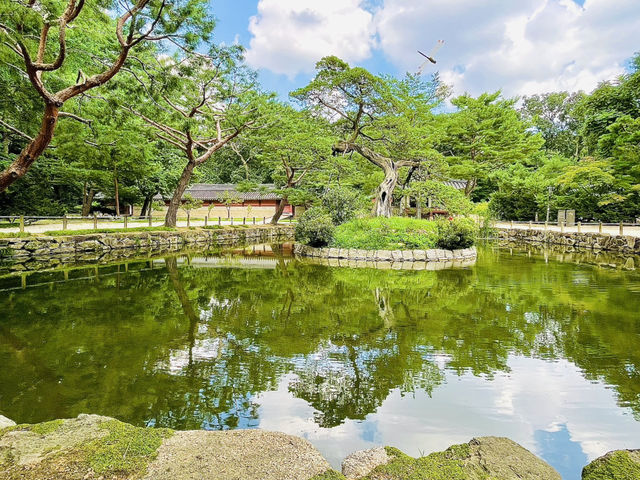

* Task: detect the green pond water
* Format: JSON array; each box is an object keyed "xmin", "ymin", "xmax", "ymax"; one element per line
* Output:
[{"xmin": 1, "ymin": 244, "xmax": 640, "ymax": 479}]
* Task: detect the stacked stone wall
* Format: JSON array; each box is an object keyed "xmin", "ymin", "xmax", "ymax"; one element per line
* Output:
[{"xmin": 497, "ymin": 229, "xmax": 640, "ymax": 254}]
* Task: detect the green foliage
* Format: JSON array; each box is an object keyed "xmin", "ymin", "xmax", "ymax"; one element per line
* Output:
[
  {"xmin": 440, "ymin": 92, "xmax": 544, "ymax": 197},
  {"xmin": 83, "ymin": 420, "xmax": 173, "ymax": 476},
  {"xmin": 321, "ymin": 186, "xmax": 367, "ymax": 225},
  {"xmin": 181, "ymin": 194, "xmax": 203, "ymax": 214},
  {"xmin": 582, "ymin": 451, "xmax": 640, "ymax": 480},
  {"xmin": 434, "ymin": 217, "xmax": 478, "ymax": 250},
  {"xmin": 332, "ymin": 217, "xmax": 440, "ymax": 250},
  {"xmin": 295, "ymin": 207, "xmax": 335, "ymax": 247},
  {"xmin": 406, "ymin": 180, "xmax": 473, "ymax": 216}
]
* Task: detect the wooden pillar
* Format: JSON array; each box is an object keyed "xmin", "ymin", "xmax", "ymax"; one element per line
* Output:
[
  {"xmin": 577, "ymin": 222, "xmax": 582, "ymax": 233},
  {"xmin": 63, "ymin": 215, "xmax": 68, "ymax": 231},
  {"xmin": 148, "ymin": 215, "xmax": 153, "ymax": 227},
  {"xmin": 619, "ymin": 222, "xmax": 624, "ymax": 236},
  {"xmin": 599, "ymin": 222, "xmax": 603, "ymax": 233},
  {"xmin": 204, "ymin": 216, "xmax": 208, "ymax": 227},
  {"xmin": 19, "ymin": 215, "xmax": 24, "ymax": 233},
  {"xmin": 124, "ymin": 216, "xmax": 128, "ymax": 229},
  {"xmin": 187, "ymin": 211, "xmax": 190, "ymax": 228},
  {"xmin": 218, "ymin": 216, "xmax": 221, "ymax": 226},
  {"xmin": 93, "ymin": 213, "xmax": 98, "ymax": 230}
]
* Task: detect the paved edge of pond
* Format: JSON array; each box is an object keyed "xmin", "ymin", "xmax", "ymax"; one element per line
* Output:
[
  {"xmin": 0, "ymin": 225, "xmax": 294, "ymax": 260},
  {"xmin": 2, "ymin": 414, "xmax": 637, "ymax": 479},
  {"xmin": 497, "ymin": 228, "xmax": 640, "ymax": 254},
  {"xmin": 293, "ymin": 244, "xmax": 477, "ymax": 268}
]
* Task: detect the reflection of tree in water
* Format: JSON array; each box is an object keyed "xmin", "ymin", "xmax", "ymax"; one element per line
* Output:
[{"xmin": 1, "ymin": 245, "xmax": 640, "ymax": 428}]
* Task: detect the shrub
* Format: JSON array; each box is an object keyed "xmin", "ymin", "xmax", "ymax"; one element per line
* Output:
[
  {"xmin": 321, "ymin": 187, "xmax": 367, "ymax": 225},
  {"xmin": 332, "ymin": 217, "xmax": 439, "ymax": 250},
  {"xmin": 295, "ymin": 207, "xmax": 335, "ymax": 247},
  {"xmin": 435, "ymin": 217, "xmax": 478, "ymax": 250}
]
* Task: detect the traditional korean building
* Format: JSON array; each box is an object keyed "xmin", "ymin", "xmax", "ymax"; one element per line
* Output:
[{"xmin": 154, "ymin": 184, "xmax": 291, "ymax": 218}]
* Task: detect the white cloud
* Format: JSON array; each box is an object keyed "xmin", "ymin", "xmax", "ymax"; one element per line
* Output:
[
  {"xmin": 375, "ymin": 0, "xmax": 640, "ymax": 97},
  {"xmin": 244, "ymin": 0, "xmax": 376, "ymax": 78}
]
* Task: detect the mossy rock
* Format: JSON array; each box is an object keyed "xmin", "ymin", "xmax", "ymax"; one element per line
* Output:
[
  {"xmin": 361, "ymin": 437, "xmax": 560, "ymax": 480},
  {"xmin": 582, "ymin": 450, "xmax": 640, "ymax": 480},
  {"xmin": 0, "ymin": 414, "xmax": 172, "ymax": 480}
]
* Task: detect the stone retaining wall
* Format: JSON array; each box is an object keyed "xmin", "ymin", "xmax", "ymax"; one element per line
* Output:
[
  {"xmin": 294, "ymin": 244, "xmax": 477, "ymax": 265},
  {"xmin": 497, "ymin": 228, "xmax": 640, "ymax": 254},
  {"xmin": 0, "ymin": 226, "xmax": 294, "ymax": 260}
]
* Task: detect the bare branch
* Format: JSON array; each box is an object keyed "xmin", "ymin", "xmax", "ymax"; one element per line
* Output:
[{"xmin": 0, "ymin": 119, "xmax": 33, "ymax": 141}]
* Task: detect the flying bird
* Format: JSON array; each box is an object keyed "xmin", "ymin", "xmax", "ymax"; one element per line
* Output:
[{"xmin": 417, "ymin": 40, "xmax": 445, "ymax": 75}]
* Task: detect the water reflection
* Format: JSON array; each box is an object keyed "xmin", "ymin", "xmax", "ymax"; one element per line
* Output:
[{"xmin": 1, "ymin": 244, "xmax": 639, "ymax": 479}]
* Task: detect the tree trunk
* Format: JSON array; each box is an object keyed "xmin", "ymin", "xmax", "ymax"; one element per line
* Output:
[
  {"xmin": 82, "ymin": 187, "xmax": 96, "ymax": 217},
  {"xmin": 0, "ymin": 104, "xmax": 59, "ymax": 192},
  {"xmin": 375, "ymin": 164, "xmax": 399, "ymax": 217},
  {"xmin": 165, "ymin": 161, "xmax": 195, "ymax": 227},
  {"xmin": 140, "ymin": 193, "xmax": 154, "ymax": 217},
  {"xmin": 114, "ymin": 174, "xmax": 120, "ymax": 216},
  {"xmin": 464, "ymin": 178, "xmax": 477, "ymax": 197},
  {"xmin": 270, "ymin": 199, "xmax": 287, "ymax": 225}
]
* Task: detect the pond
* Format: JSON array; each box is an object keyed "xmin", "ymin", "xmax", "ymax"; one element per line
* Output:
[{"xmin": 1, "ymin": 244, "xmax": 639, "ymax": 480}]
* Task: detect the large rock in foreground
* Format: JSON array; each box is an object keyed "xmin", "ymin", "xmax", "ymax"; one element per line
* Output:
[
  {"xmin": 143, "ymin": 430, "xmax": 329, "ymax": 480},
  {"xmin": 0, "ymin": 414, "xmax": 329, "ymax": 480},
  {"xmin": 321, "ymin": 437, "xmax": 561, "ymax": 480},
  {"xmin": 582, "ymin": 449, "xmax": 640, "ymax": 480}
]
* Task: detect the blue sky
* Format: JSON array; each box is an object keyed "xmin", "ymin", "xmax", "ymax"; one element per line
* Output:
[{"xmin": 210, "ymin": 0, "xmax": 638, "ymax": 100}]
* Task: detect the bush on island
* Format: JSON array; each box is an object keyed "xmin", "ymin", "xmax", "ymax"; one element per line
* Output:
[
  {"xmin": 435, "ymin": 217, "xmax": 478, "ymax": 250},
  {"xmin": 295, "ymin": 207, "xmax": 335, "ymax": 247},
  {"xmin": 331, "ymin": 217, "xmax": 440, "ymax": 250},
  {"xmin": 321, "ymin": 187, "xmax": 368, "ymax": 226}
]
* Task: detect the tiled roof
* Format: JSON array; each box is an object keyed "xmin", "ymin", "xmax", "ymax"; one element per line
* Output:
[
  {"xmin": 155, "ymin": 184, "xmax": 281, "ymax": 201},
  {"xmin": 441, "ymin": 180, "xmax": 467, "ymax": 191}
]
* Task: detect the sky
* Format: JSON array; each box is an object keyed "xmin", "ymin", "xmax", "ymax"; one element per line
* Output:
[{"xmin": 210, "ymin": 0, "xmax": 640, "ymax": 100}]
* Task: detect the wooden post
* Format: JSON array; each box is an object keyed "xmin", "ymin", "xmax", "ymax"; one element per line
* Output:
[
  {"xmin": 148, "ymin": 215, "xmax": 152, "ymax": 227},
  {"xmin": 63, "ymin": 215, "xmax": 68, "ymax": 231},
  {"xmin": 231, "ymin": 217, "xmax": 234, "ymax": 226},
  {"xmin": 577, "ymin": 222, "xmax": 582, "ymax": 233},
  {"xmin": 510, "ymin": 220, "xmax": 514, "ymax": 229},
  {"xmin": 124, "ymin": 216, "xmax": 128, "ymax": 229},
  {"xmin": 19, "ymin": 215, "xmax": 24, "ymax": 233},
  {"xmin": 204, "ymin": 216, "xmax": 208, "ymax": 227},
  {"xmin": 253, "ymin": 217, "xmax": 256, "ymax": 225},
  {"xmin": 263, "ymin": 217, "xmax": 266, "ymax": 225},
  {"xmin": 619, "ymin": 222, "xmax": 624, "ymax": 236},
  {"xmin": 544, "ymin": 221, "xmax": 548, "ymax": 232},
  {"xmin": 243, "ymin": 217, "xmax": 246, "ymax": 225},
  {"xmin": 187, "ymin": 211, "xmax": 190, "ymax": 228},
  {"xmin": 560, "ymin": 221, "xmax": 565, "ymax": 233},
  {"xmin": 93, "ymin": 213, "xmax": 98, "ymax": 230},
  {"xmin": 218, "ymin": 216, "xmax": 221, "ymax": 226},
  {"xmin": 528, "ymin": 221, "xmax": 532, "ymax": 230},
  {"xmin": 599, "ymin": 222, "xmax": 603, "ymax": 233}
]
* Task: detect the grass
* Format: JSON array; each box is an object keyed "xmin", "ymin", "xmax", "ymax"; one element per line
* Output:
[
  {"xmin": 0, "ymin": 232, "xmax": 32, "ymax": 239},
  {"xmin": 332, "ymin": 217, "xmax": 440, "ymax": 250}
]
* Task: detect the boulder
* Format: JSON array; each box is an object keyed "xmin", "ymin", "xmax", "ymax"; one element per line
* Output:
[
  {"xmin": 143, "ymin": 429, "xmax": 329, "ymax": 480},
  {"xmin": 342, "ymin": 447, "xmax": 391, "ymax": 479},
  {"xmin": 582, "ymin": 449, "xmax": 640, "ymax": 480},
  {"xmin": 356, "ymin": 437, "xmax": 560, "ymax": 480},
  {"xmin": 0, "ymin": 415, "xmax": 15, "ymax": 429}
]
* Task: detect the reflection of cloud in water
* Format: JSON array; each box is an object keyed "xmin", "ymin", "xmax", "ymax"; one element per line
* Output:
[
  {"xmin": 159, "ymin": 337, "xmax": 227, "ymax": 374},
  {"xmin": 255, "ymin": 356, "xmax": 640, "ymax": 471}
]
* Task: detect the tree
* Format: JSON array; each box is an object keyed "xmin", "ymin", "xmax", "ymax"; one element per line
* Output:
[
  {"xmin": 520, "ymin": 92, "xmax": 583, "ymax": 158},
  {"xmin": 292, "ymin": 57, "xmax": 445, "ymax": 217},
  {"xmin": 127, "ymin": 46, "xmax": 265, "ymax": 227},
  {"xmin": 406, "ymin": 180, "xmax": 472, "ymax": 218},
  {"xmin": 441, "ymin": 92, "xmax": 543, "ymax": 197},
  {"xmin": 181, "ymin": 194, "xmax": 202, "ymax": 220},
  {"xmin": 258, "ymin": 105, "xmax": 333, "ymax": 224},
  {"xmin": 0, "ymin": 0, "xmax": 213, "ymax": 191},
  {"xmin": 218, "ymin": 189, "xmax": 241, "ymax": 219}
]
